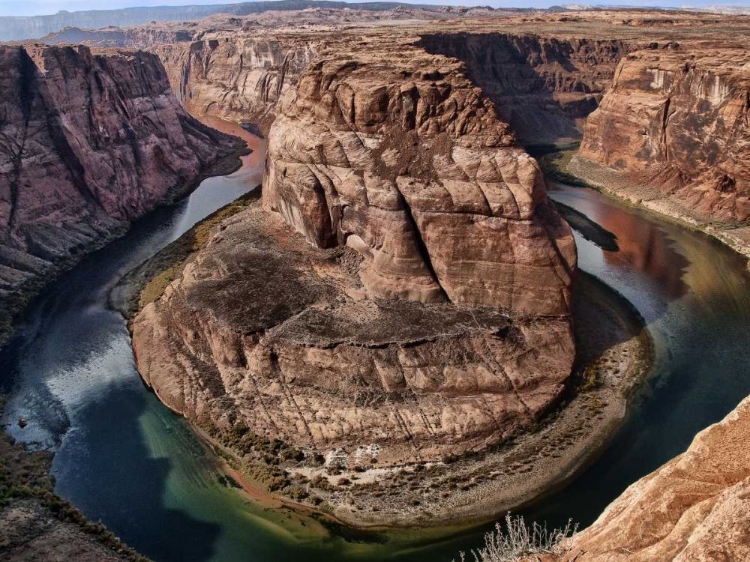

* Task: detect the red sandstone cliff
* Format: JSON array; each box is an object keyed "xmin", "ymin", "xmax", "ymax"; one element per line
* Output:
[
  {"xmin": 132, "ymin": 40, "xmax": 577, "ymax": 493},
  {"xmin": 578, "ymin": 46, "xmax": 750, "ymax": 223},
  {"xmin": 153, "ymin": 37, "xmax": 320, "ymax": 133},
  {"xmin": 0, "ymin": 44, "xmax": 240, "ymax": 333},
  {"xmin": 416, "ymin": 33, "xmax": 629, "ymax": 144},
  {"xmin": 557, "ymin": 395, "xmax": 750, "ymax": 561}
]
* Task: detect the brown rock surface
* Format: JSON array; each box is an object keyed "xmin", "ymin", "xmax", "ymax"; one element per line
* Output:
[
  {"xmin": 130, "ymin": 31, "xmax": 580, "ymax": 526},
  {"xmin": 0, "ymin": 500, "xmax": 136, "ymax": 562},
  {"xmin": 416, "ymin": 33, "xmax": 629, "ymax": 144},
  {"xmin": 578, "ymin": 46, "xmax": 750, "ymax": 223},
  {"xmin": 154, "ymin": 37, "xmax": 320, "ymax": 133},
  {"xmin": 0, "ymin": 44, "xmax": 239, "ymax": 336},
  {"xmin": 559, "ymin": 395, "xmax": 750, "ymax": 562},
  {"xmin": 263, "ymin": 41, "xmax": 576, "ymax": 314},
  {"xmin": 133, "ymin": 202, "xmax": 575, "ymax": 468}
]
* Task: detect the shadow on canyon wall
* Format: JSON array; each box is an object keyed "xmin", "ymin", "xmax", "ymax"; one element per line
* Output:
[{"xmin": 415, "ymin": 33, "xmax": 625, "ymax": 145}]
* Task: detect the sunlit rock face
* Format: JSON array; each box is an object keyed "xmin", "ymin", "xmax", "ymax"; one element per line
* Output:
[
  {"xmin": 0, "ymin": 44, "xmax": 238, "ymax": 321},
  {"xmin": 557, "ymin": 395, "xmax": 750, "ymax": 562},
  {"xmin": 155, "ymin": 37, "xmax": 320, "ymax": 133},
  {"xmin": 579, "ymin": 47, "xmax": 750, "ymax": 223},
  {"xmin": 263, "ymin": 43, "xmax": 577, "ymax": 315},
  {"xmin": 133, "ymin": 40, "xmax": 577, "ymax": 473}
]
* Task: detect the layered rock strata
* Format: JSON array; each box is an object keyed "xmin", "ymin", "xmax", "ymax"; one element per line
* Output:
[
  {"xmin": 263, "ymin": 46, "xmax": 577, "ymax": 314},
  {"xmin": 154, "ymin": 38, "xmax": 320, "ymax": 133},
  {"xmin": 578, "ymin": 46, "xmax": 750, "ymax": 223},
  {"xmin": 416, "ymin": 33, "xmax": 629, "ymax": 144},
  {"xmin": 559, "ymin": 395, "xmax": 750, "ymax": 561},
  {"xmin": 133, "ymin": 44, "xmax": 577, "ymax": 470},
  {"xmin": 0, "ymin": 44, "xmax": 239, "ymax": 334}
]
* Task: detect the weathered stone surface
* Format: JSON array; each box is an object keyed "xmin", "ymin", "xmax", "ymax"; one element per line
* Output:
[
  {"xmin": 133, "ymin": 202, "xmax": 575, "ymax": 467},
  {"xmin": 559, "ymin": 395, "xmax": 750, "ymax": 562},
  {"xmin": 263, "ymin": 44, "xmax": 576, "ymax": 314},
  {"xmin": 0, "ymin": 44, "xmax": 238, "ymax": 328},
  {"xmin": 416, "ymin": 33, "xmax": 629, "ymax": 144},
  {"xmin": 132, "ymin": 36, "xmax": 577, "ymax": 487},
  {"xmin": 154, "ymin": 37, "xmax": 320, "ymax": 132},
  {"xmin": 579, "ymin": 47, "xmax": 750, "ymax": 223}
]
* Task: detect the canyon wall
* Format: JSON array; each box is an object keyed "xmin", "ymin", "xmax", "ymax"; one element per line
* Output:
[
  {"xmin": 0, "ymin": 44, "xmax": 239, "ymax": 334},
  {"xmin": 416, "ymin": 33, "xmax": 629, "ymax": 144},
  {"xmin": 132, "ymin": 40, "xmax": 577, "ymax": 473},
  {"xmin": 578, "ymin": 46, "xmax": 750, "ymax": 223},
  {"xmin": 154, "ymin": 37, "xmax": 320, "ymax": 133},
  {"xmin": 559, "ymin": 395, "xmax": 750, "ymax": 561},
  {"xmin": 41, "ymin": 26, "xmax": 196, "ymax": 50}
]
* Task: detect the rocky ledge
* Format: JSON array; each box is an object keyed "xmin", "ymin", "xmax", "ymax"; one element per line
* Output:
[{"xmin": 0, "ymin": 44, "xmax": 241, "ymax": 341}]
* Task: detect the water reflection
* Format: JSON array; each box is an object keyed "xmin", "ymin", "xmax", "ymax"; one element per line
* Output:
[
  {"xmin": 550, "ymin": 182, "xmax": 690, "ymax": 320},
  {"xmin": 401, "ymin": 182, "xmax": 750, "ymax": 561}
]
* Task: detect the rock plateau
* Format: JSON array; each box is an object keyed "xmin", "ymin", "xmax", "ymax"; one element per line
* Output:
[{"xmin": 132, "ymin": 40, "xmax": 577, "ymax": 474}]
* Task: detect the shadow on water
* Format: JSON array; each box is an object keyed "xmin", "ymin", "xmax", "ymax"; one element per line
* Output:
[{"xmin": 53, "ymin": 381, "xmax": 221, "ymax": 562}]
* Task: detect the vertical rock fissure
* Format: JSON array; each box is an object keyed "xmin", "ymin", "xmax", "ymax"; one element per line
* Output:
[
  {"xmin": 398, "ymin": 194, "xmax": 450, "ymax": 302},
  {"xmin": 271, "ymin": 351, "xmax": 317, "ymax": 447}
]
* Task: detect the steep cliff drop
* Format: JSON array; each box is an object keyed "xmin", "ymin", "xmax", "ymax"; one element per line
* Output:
[
  {"xmin": 557, "ymin": 396, "xmax": 750, "ymax": 562},
  {"xmin": 0, "ymin": 44, "xmax": 242, "ymax": 341},
  {"xmin": 132, "ymin": 39, "xmax": 579, "ymax": 526},
  {"xmin": 572, "ymin": 45, "xmax": 750, "ymax": 226},
  {"xmin": 416, "ymin": 33, "xmax": 628, "ymax": 145},
  {"xmin": 154, "ymin": 37, "xmax": 319, "ymax": 133}
]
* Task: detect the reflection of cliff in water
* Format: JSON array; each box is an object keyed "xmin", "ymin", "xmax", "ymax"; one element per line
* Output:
[{"xmin": 550, "ymin": 182, "xmax": 689, "ymax": 305}]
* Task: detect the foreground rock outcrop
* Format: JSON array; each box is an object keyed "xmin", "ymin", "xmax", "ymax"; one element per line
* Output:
[
  {"xmin": 560, "ymin": 395, "xmax": 750, "ymax": 561},
  {"xmin": 0, "ymin": 44, "xmax": 240, "ymax": 338},
  {"xmin": 577, "ymin": 46, "xmax": 750, "ymax": 223},
  {"xmin": 264, "ymin": 44, "xmax": 576, "ymax": 313},
  {"xmin": 132, "ymin": 42, "xmax": 577, "ymax": 488}
]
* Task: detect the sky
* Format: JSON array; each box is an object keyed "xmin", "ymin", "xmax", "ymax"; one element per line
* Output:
[{"xmin": 0, "ymin": 0, "xmax": 749, "ymax": 16}]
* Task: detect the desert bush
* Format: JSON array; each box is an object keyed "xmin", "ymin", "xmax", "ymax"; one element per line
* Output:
[{"xmin": 458, "ymin": 513, "xmax": 577, "ymax": 562}]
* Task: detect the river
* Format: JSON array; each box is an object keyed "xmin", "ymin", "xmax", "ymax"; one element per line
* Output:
[{"xmin": 1, "ymin": 137, "xmax": 749, "ymax": 561}]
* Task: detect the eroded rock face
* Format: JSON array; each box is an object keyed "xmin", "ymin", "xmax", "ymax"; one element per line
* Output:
[
  {"xmin": 416, "ymin": 33, "xmax": 629, "ymax": 144},
  {"xmin": 0, "ymin": 44, "xmax": 238, "ymax": 327},
  {"xmin": 155, "ymin": 37, "xmax": 320, "ymax": 133},
  {"xmin": 133, "ymin": 202, "xmax": 575, "ymax": 467},
  {"xmin": 132, "ymin": 41, "xmax": 577, "ymax": 472},
  {"xmin": 263, "ymin": 45, "xmax": 576, "ymax": 314},
  {"xmin": 559, "ymin": 395, "xmax": 750, "ymax": 561},
  {"xmin": 579, "ymin": 47, "xmax": 750, "ymax": 222}
]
